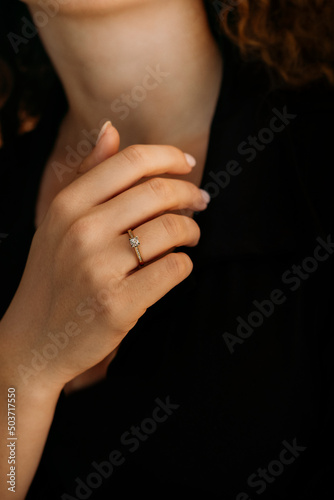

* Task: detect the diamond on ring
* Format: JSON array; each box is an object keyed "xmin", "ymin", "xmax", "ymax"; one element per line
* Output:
[
  {"xmin": 129, "ymin": 236, "xmax": 140, "ymax": 248},
  {"xmin": 127, "ymin": 229, "xmax": 144, "ymax": 266}
]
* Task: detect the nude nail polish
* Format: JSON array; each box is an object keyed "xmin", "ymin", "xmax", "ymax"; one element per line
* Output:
[
  {"xmin": 184, "ymin": 153, "xmax": 197, "ymax": 168},
  {"xmin": 200, "ymin": 189, "xmax": 211, "ymax": 204},
  {"xmin": 96, "ymin": 121, "xmax": 112, "ymax": 145}
]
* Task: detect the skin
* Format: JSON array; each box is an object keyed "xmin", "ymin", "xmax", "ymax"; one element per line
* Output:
[{"xmin": 0, "ymin": 0, "xmax": 223, "ymax": 498}]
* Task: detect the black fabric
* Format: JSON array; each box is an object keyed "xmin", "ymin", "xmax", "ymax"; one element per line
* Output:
[{"xmin": 1, "ymin": 35, "xmax": 334, "ymax": 500}]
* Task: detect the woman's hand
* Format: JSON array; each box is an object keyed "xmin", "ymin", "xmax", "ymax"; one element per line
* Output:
[{"xmin": 0, "ymin": 124, "xmax": 208, "ymax": 392}]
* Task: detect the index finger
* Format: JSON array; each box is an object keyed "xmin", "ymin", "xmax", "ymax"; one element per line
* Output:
[{"xmin": 58, "ymin": 144, "xmax": 196, "ymax": 212}]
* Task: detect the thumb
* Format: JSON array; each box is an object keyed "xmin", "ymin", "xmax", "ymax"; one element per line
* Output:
[{"xmin": 78, "ymin": 121, "xmax": 120, "ymax": 174}]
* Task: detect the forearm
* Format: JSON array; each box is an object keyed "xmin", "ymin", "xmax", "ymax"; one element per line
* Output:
[{"xmin": 0, "ymin": 346, "xmax": 62, "ymax": 499}]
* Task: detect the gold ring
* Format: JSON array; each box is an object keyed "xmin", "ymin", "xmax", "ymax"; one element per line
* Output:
[{"xmin": 128, "ymin": 229, "xmax": 144, "ymax": 266}]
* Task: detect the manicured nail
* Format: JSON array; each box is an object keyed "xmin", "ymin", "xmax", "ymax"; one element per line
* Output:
[
  {"xmin": 200, "ymin": 189, "xmax": 211, "ymax": 204},
  {"xmin": 96, "ymin": 121, "xmax": 112, "ymax": 145},
  {"xmin": 184, "ymin": 153, "xmax": 197, "ymax": 168}
]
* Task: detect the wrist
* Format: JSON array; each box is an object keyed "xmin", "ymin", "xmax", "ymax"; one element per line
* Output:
[
  {"xmin": 0, "ymin": 343, "xmax": 63, "ymax": 405},
  {"xmin": 0, "ymin": 362, "xmax": 63, "ymax": 403}
]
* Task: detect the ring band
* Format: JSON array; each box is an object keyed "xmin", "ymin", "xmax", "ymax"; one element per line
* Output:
[{"xmin": 128, "ymin": 229, "xmax": 144, "ymax": 266}]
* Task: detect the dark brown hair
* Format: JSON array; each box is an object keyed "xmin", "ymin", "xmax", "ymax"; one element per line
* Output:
[
  {"xmin": 218, "ymin": 0, "xmax": 334, "ymax": 86},
  {"xmin": 1, "ymin": 0, "xmax": 334, "ymax": 145}
]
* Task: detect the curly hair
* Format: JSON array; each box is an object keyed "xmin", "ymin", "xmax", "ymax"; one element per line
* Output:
[
  {"xmin": 217, "ymin": 0, "xmax": 334, "ymax": 86},
  {"xmin": 0, "ymin": 0, "xmax": 334, "ymax": 145}
]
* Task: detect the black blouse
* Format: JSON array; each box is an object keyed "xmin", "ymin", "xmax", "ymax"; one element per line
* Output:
[{"xmin": 1, "ymin": 36, "xmax": 334, "ymax": 500}]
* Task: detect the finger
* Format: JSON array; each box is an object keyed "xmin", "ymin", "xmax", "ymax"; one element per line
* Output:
[
  {"xmin": 94, "ymin": 177, "xmax": 210, "ymax": 234},
  {"xmin": 57, "ymin": 145, "xmax": 196, "ymax": 212},
  {"xmin": 78, "ymin": 122, "xmax": 120, "ymax": 174},
  {"xmin": 118, "ymin": 251, "xmax": 193, "ymax": 324},
  {"xmin": 112, "ymin": 214, "xmax": 201, "ymax": 274}
]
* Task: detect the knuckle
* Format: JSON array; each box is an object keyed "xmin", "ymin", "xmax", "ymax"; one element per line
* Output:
[
  {"xmin": 120, "ymin": 144, "xmax": 147, "ymax": 166},
  {"xmin": 66, "ymin": 215, "xmax": 94, "ymax": 250},
  {"xmin": 160, "ymin": 214, "xmax": 200, "ymax": 245},
  {"xmin": 160, "ymin": 213, "xmax": 181, "ymax": 239},
  {"xmin": 146, "ymin": 177, "xmax": 173, "ymax": 201},
  {"xmin": 46, "ymin": 191, "xmax": 75, "ymax": 235},
  {"xmin": 164, "ymin": 252, "xmax": 192, "ymax": 279},
  {"xmin": 49, "ymin": 190, "xmax": 70, "ymax": 217}
]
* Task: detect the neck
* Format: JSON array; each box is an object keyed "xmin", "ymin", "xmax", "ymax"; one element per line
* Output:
[{"xmin": 30, "ymin": 0, "xmax": 222, "ymax": 150}]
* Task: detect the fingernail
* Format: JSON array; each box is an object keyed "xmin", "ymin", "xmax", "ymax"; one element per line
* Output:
[
  {"xmin": 96, "ymin": 120, "xmax": 112, "ymax": 145},
  {"xmin": 184, "ymin": 153, "xmax": 196, "ymax": 168},
  {"xmin": 200, "ymin": 189, "xmax": 211, "ymax": 205}
]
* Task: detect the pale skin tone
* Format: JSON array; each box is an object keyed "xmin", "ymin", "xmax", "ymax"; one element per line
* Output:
[{"xmin": 0, "ymin": 0, "xmax": 223, "ymax": 498}]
